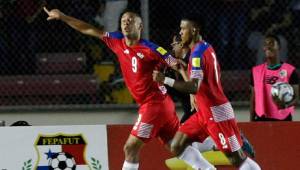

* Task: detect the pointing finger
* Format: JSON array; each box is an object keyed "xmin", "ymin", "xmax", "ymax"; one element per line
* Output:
[{"xmin": 43, "ymin": 7, "xmax": 50, "ymax": 14}]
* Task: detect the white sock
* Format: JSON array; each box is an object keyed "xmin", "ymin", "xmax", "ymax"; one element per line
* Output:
[
  {"xmin": 239, "ymin": 157, "xmax": 261, "ymax": 170},
  {"xmin": 179, "ymin": 145, "xmax": 216, "ymax": 170},
  {"xmin": 122, "ymin": 160, "xmax": 139, "ymax": 170},
  {"xmin": 192, "ymin": 137, "xmax": 216, "ymax": 152}
]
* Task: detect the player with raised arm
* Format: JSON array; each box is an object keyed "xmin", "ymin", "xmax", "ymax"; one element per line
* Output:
[
  {"xmin": 44, "ymin": 7, "xmax": 215, "ymax": 170},
  {"xmin": 153, "ymin": 14, "xmax": 261, "ymax": 169}
]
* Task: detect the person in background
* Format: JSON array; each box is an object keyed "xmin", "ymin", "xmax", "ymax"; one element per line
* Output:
[
  {"xmin": 165, "ymin": 35, "xmax": 194, "ymax": 123},
  {"xmin": 247, "ymin": 0, "xmax": 291, "ymax": 65},
  {"xmin": 250, "ymin": 34, "xmax": 299, "ymax": 121}
]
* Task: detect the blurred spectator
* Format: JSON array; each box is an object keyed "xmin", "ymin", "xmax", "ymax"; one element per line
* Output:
[
  {"xmin": 247, "ymin": 0, "xmax": 291, "ymax": 65},
  {"xmin": 250, "ymin": 34, "xmax": 299, "ymax": 121}
]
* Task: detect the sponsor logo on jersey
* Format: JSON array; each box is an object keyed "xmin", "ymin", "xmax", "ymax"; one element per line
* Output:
[
  {"xmin": 124, "ymin": 49, "xmax": 129, "ymax": 54},
  {"xmin": 279, "ymin": 69, "xmax": 287, "ymax": 78},
  {"xmin": 192, "ymin": 57, "xmax": 201, "ymax": 67},
  {"xmin": 265, "ymin": 75, "xmax": 279, "ymax": 84},
  {"xmin": 156, "ymin": 47, "xmax": 168, "ymax": 55},
  {"xmin": 137, "ymin": 52, "xmax": 144, "ymax": 59}
]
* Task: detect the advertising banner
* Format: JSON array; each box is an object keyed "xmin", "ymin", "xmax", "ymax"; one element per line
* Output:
[{"xmin": 0, "ymin": 125, "xmax": 108, "ymax": 170}]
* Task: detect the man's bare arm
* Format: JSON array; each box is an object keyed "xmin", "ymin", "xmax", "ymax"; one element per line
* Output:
[
  {"xmin": 43, "ymin": 7, "xmax": 105, "ymax": 38},
  {"xmin": 152, "ymin": 70, "xmax": 199, "ymax": 94}
]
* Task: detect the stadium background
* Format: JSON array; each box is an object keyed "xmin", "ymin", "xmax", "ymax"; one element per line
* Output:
[
  {"xmin": 0, "ymin": 0, "xmax": 299, "ymax": 124},
  {"xmin": 1, "ymin": 1, "xmax": 300, "ymax": 170}
]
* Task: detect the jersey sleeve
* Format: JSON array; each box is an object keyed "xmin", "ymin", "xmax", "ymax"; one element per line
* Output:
[
  {"xmin": 101, "ymin": 31, "xmax": 124, "ymax": 51},
  {"xmin": 190, "ymin": 43, "xmax": 210, "ymax": 80},
  {"xmin": 140, "ymin": 40, "xmax": 177, "ymax": 66}
]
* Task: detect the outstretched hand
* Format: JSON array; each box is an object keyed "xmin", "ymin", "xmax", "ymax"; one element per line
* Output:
[
  {"xmin": 152, "ymin": 70, "xmax": 165, "ymax": 84},
  {"xmin": 43, "ymin": 7, "xmax": 64, "ymax": 20}
]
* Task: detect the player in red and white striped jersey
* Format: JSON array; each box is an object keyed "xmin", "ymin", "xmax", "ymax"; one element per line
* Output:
[{"xmin": 153, "ymin": 14, "xmax": 261, "ymax": 170}]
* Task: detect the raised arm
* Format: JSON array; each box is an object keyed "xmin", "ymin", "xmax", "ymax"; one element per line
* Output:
[{"xmin": 43, "ymin": 7, "xmax": 105, "ymax": 38}]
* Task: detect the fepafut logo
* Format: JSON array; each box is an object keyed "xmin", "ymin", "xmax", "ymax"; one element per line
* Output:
[{"xmin": 22, "ymin": 133, "xmax": 103, "ymax": 170}]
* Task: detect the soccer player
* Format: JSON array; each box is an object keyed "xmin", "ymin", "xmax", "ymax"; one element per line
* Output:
[
  {"xmin": 166, "ymin": 35, "xmax": 194, "ymax": 123},
  {"xmin": 43, "ymin": 7, "xmax": 215, "ymax": 170},
  {"xmin": 250, "ymin": 34, "xmax": 299, "ymax": 121},
  {"xmin": 170, "ymin": 30, "xmax": 256, "ymax": 159},
  {"xmin": 153, "ymin": 14, "xmax": 261, "ymax": 169}
]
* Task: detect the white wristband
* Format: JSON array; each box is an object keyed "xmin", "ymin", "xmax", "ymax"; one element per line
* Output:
[{"xmin": 164, "ymin": 77, "xmax": 175, "ymax": 87}]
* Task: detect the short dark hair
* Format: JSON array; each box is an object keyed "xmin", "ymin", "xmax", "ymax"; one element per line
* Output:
[
  {"xmin": 118, "ymin": 8, "xmax": 142, "ymax": 31},
  {"xmin": 265, "ymin": 34, "xmax": 281, "ymax": 47},
  {"xmin": 120, "ymin": 8, "xmax": 141, "ymax": 19},
  {"xmin": 181, "ymin": 12, "xmax": 204, "ymax": 30}
]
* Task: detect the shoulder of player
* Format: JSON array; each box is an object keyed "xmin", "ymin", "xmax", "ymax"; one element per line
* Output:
[
  {"xmin": 139, "ymin": 39, "xmax": 169, "ymax": 56},
  {"xmin": 105, "ymin": 31, "xmax": 124, "ymax": 39},
  {"xmin": 282, "ymin": 62, "xmax": 296, "ymax": 70},
  {"xmin": 191, "ymin": 41, "xmax": 211, "ymax": 58},
  {"xmin": 252, "ymin": 63, "xmax": 266, "ymax": 70}
]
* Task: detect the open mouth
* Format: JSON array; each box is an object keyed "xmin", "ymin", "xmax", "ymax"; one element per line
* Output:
[{"xmin": 123, "ymin": 27, "xmax": 130, "ymax": 32}]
